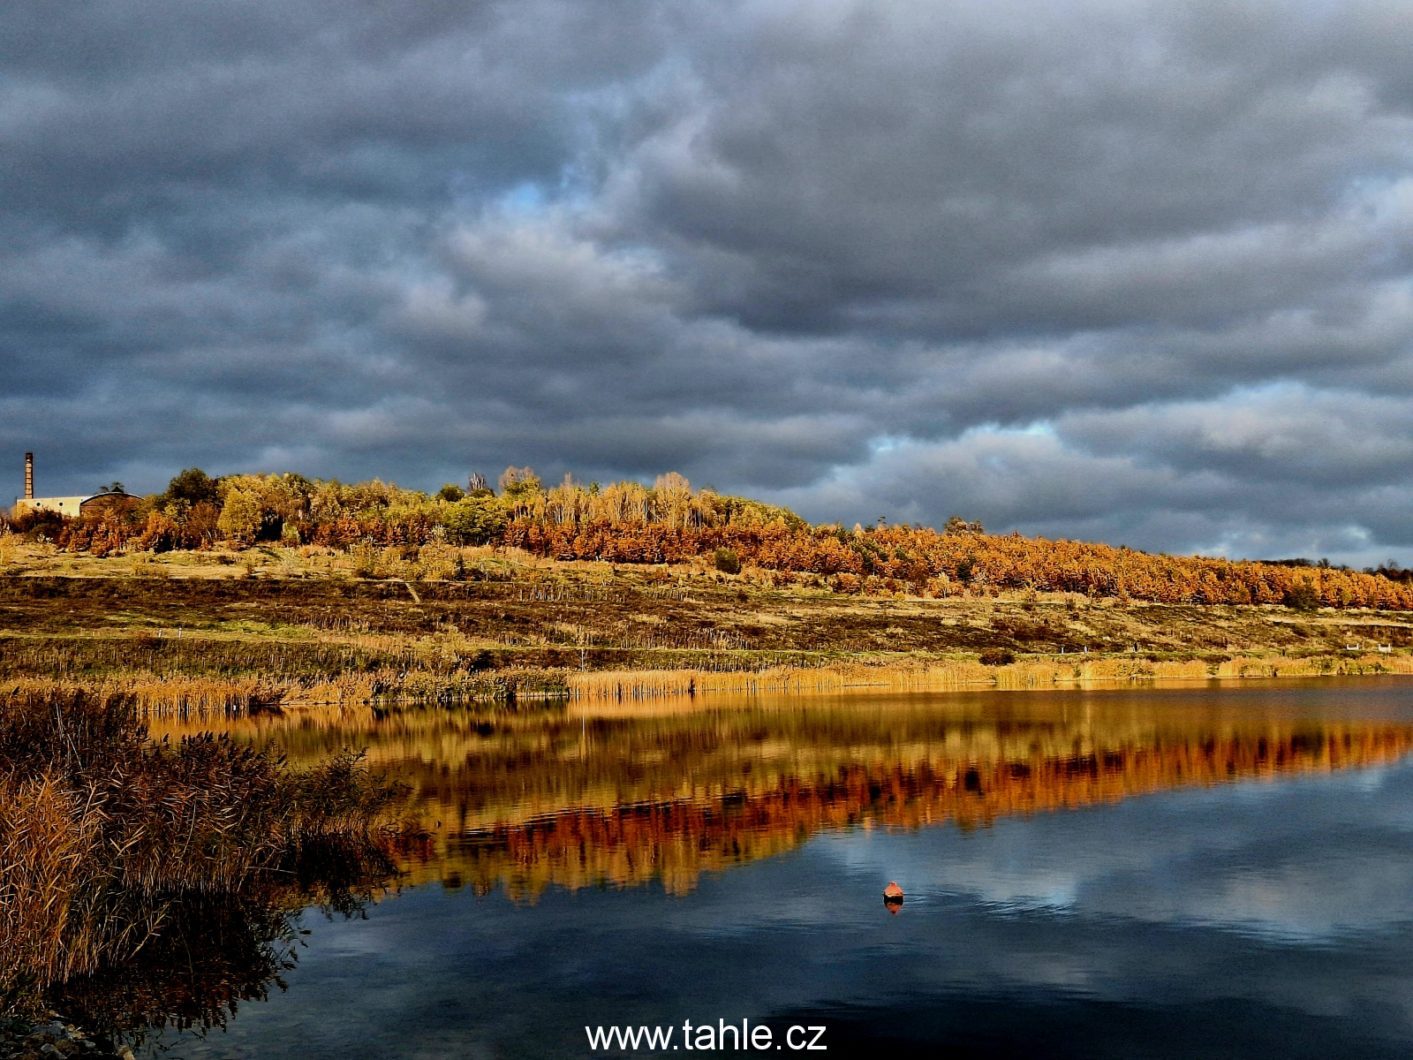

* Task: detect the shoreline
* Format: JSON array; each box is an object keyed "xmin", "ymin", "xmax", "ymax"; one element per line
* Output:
[
  {"xmin": 556, "ymin": 651, "xmax": 1413, "ymax": 701},
  {"xmin": 1, "ymin": 1014, "xmax": 128, "ymax": 1060},
  {"xmin": 8, "ymin": 650, "xmax": 1408, "ymax": 719}
]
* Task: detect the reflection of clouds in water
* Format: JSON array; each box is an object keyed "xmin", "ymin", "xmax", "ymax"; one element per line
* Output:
[
  {"xmin": 817, "ymin": 826, "xmax": 1089, "ymax": 912},
  {"xmin": 1081, "ymin": 831, "xmax": 1413, "ymax": 942},
  {"xmin": 157, "ymin": 763, "xmax": 1413, "ymax": 1058},
  {"xmin": 1340, "ymin": 765, "xmax": 1394, "ymax": 793},
  {"xmin": 811, "ymin": 763, "xmax": 1413, "ymax": 943},
  {"xmin": 656, "ymin": 864, "xmax": 852, "ymax": 936}
]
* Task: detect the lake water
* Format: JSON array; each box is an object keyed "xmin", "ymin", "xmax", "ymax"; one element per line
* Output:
[{"xmin": 136, "ymin": 678, "xmax": 1413, "ymax": 1058}]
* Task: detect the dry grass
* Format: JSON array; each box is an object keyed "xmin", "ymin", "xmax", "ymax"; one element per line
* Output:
[
  {"xmin": 0, "ymin": 774, "xmax": 118, "ymax": 993},
  {"xmin": 3, "ymin": 542, "xmax": 1413, "ymax": 712}
]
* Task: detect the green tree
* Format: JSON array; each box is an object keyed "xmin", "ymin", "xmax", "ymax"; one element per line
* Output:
[
  {"xmin": 441, "ymin": 495, "xmax": 509, "ymax": 545},
  {"xmin": 162, "ymin": 468, "xmax": 220, "ymax": 508}
]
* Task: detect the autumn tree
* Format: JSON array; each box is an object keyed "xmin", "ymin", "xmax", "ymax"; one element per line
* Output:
[
  {"xmin": 499, "ymin": 466, "xmax": 541, "ymax": 497},
  {"xmin": 216, "ymin": 485, "xmax": 262, "ymax": 547}
]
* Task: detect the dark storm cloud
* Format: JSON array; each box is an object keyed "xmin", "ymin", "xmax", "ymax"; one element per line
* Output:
[{"xmin": 3, "ymin": 0, "xmax": 1411, "ymax": 562}]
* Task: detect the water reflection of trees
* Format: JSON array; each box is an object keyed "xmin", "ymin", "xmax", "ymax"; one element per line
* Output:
[
  {"xmin": 426, "ymin": 725, "xmax": 1413, "ymax": 900},
  {"xmin": 147, "ymin": 696, "xmax": 1413, "ymax": 901}
]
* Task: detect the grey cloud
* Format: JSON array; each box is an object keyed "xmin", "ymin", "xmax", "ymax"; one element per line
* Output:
[
  {"xmin": 617, "ymin": 2, "xmax": 1413, "ymax": 335},
  {"xmin": 769, "ymin": 423, "xmax": 1412, "ymax": 564},
  {"xmin": 3, "ymin": 0, "xmax": 1412, "ymax": 563},
  {"xmin": 1058, "ymin": 387, "xmax": 1413, "ymax": 488}
]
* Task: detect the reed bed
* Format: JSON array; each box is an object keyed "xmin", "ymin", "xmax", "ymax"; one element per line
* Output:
[
  {"xmin": 561, "ymin": 660, "xmax": 1081, "ymax": 700},
  {"xmin": 562, "ymin": 653, "xmax": 1413, "ymax": 701},
  {"xmin": 5, "ymin": 650, "xmax": 1410, "ymax": 718},
  {"xmin": 0, "ymin": 668, "xmax": 566, "ymax": 716},
  {"xmin": 0, "ymin": 689, "xmax": 403, "ymax": 1018},
  {"xmin": 0, "ymin": 675, "xmax": 281, "ymax": 717}
]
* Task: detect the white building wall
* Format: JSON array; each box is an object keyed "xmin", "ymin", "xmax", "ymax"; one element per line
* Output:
[{"xmin": 14, "ymin": 496, "xmax": 87, "ymax": 518}]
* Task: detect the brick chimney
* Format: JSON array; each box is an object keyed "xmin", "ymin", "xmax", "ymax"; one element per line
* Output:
[{"xmin": 24, "ymin": 452, "xmax": 33, "ymax": 500}]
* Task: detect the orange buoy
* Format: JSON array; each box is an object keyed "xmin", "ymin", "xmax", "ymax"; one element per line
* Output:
[{"xmin": 883, "ymin": 881, "xmax": 904, "ymax": 901}]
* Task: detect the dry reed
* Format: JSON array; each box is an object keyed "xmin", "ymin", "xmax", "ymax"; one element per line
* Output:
[
  {"xmin": 562, "ymin": 653, "xmax": 1413, "ymax": 701},
  {"xmin": 0, "ymin": 689, "xmax": 403, "ymax": 1017}
]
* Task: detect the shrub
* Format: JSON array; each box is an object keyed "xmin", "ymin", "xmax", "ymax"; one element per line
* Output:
[
  {"xmin": 713, "ymin": 547, "xmax": 741, "ymax": 575},
  {"xmin": 132, "ymin": 511, "xmax": 180, "ymax": 553},
  {"xmin": 830, "ymin": 572, "xmax": 862, "ymax": 594},
  {"xmin": 979, "ymin": 648, "xmax": 1015, "ymax": 666},
  {"xmin": 1283, "ymin": 581, "xmax": 1321, "ymax": 612},
  {"xmin": 441, "ymin": 495, "xmax": 509, "ymax": 545},
  {"xmin": 351, "ymin": 542, "xmax": 379, "ymax": 579}
]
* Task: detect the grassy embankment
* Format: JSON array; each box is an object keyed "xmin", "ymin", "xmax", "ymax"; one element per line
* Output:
[{"xmin": 2, "ymin": 539, "xmax": 1411, "ymax": 709}]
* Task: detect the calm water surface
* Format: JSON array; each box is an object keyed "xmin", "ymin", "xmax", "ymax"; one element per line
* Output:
[{"xmin": 140, "ymin": 678, "xmax": 1413, "ymax": 1058}]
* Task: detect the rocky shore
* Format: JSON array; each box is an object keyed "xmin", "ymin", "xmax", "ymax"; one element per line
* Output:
[{"xmin": 0, "ymin": 1016, "xmax": 129, "ymax": 1060}]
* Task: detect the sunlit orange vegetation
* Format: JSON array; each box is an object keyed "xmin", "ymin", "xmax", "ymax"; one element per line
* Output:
[
  {"xmin": 430, "ymin": 724, "xmax": 1413, "ymax": 900},
  {"xmin": 503, "ymin": 509, "xmax": 1413, "ymax": 609},
  {"xmin": 8, "ymin": 466, "xmax": 1411, "ymax": 610}
]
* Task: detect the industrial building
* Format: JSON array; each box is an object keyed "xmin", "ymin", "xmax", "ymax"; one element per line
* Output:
[{"xmin": 12, "ymin": 452, "xmax": 136, "ymax": 518}]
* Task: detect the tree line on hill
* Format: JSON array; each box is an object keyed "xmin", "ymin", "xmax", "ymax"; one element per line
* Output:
[{"xmin": 6, "ymin": 466, "xmax": 1411, "ymax": 610}]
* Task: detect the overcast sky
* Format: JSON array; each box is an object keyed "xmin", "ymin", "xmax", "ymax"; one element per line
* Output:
[{"xmin": 4, "ymin": 1, "xmax": 1412, "ymax": 564}]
